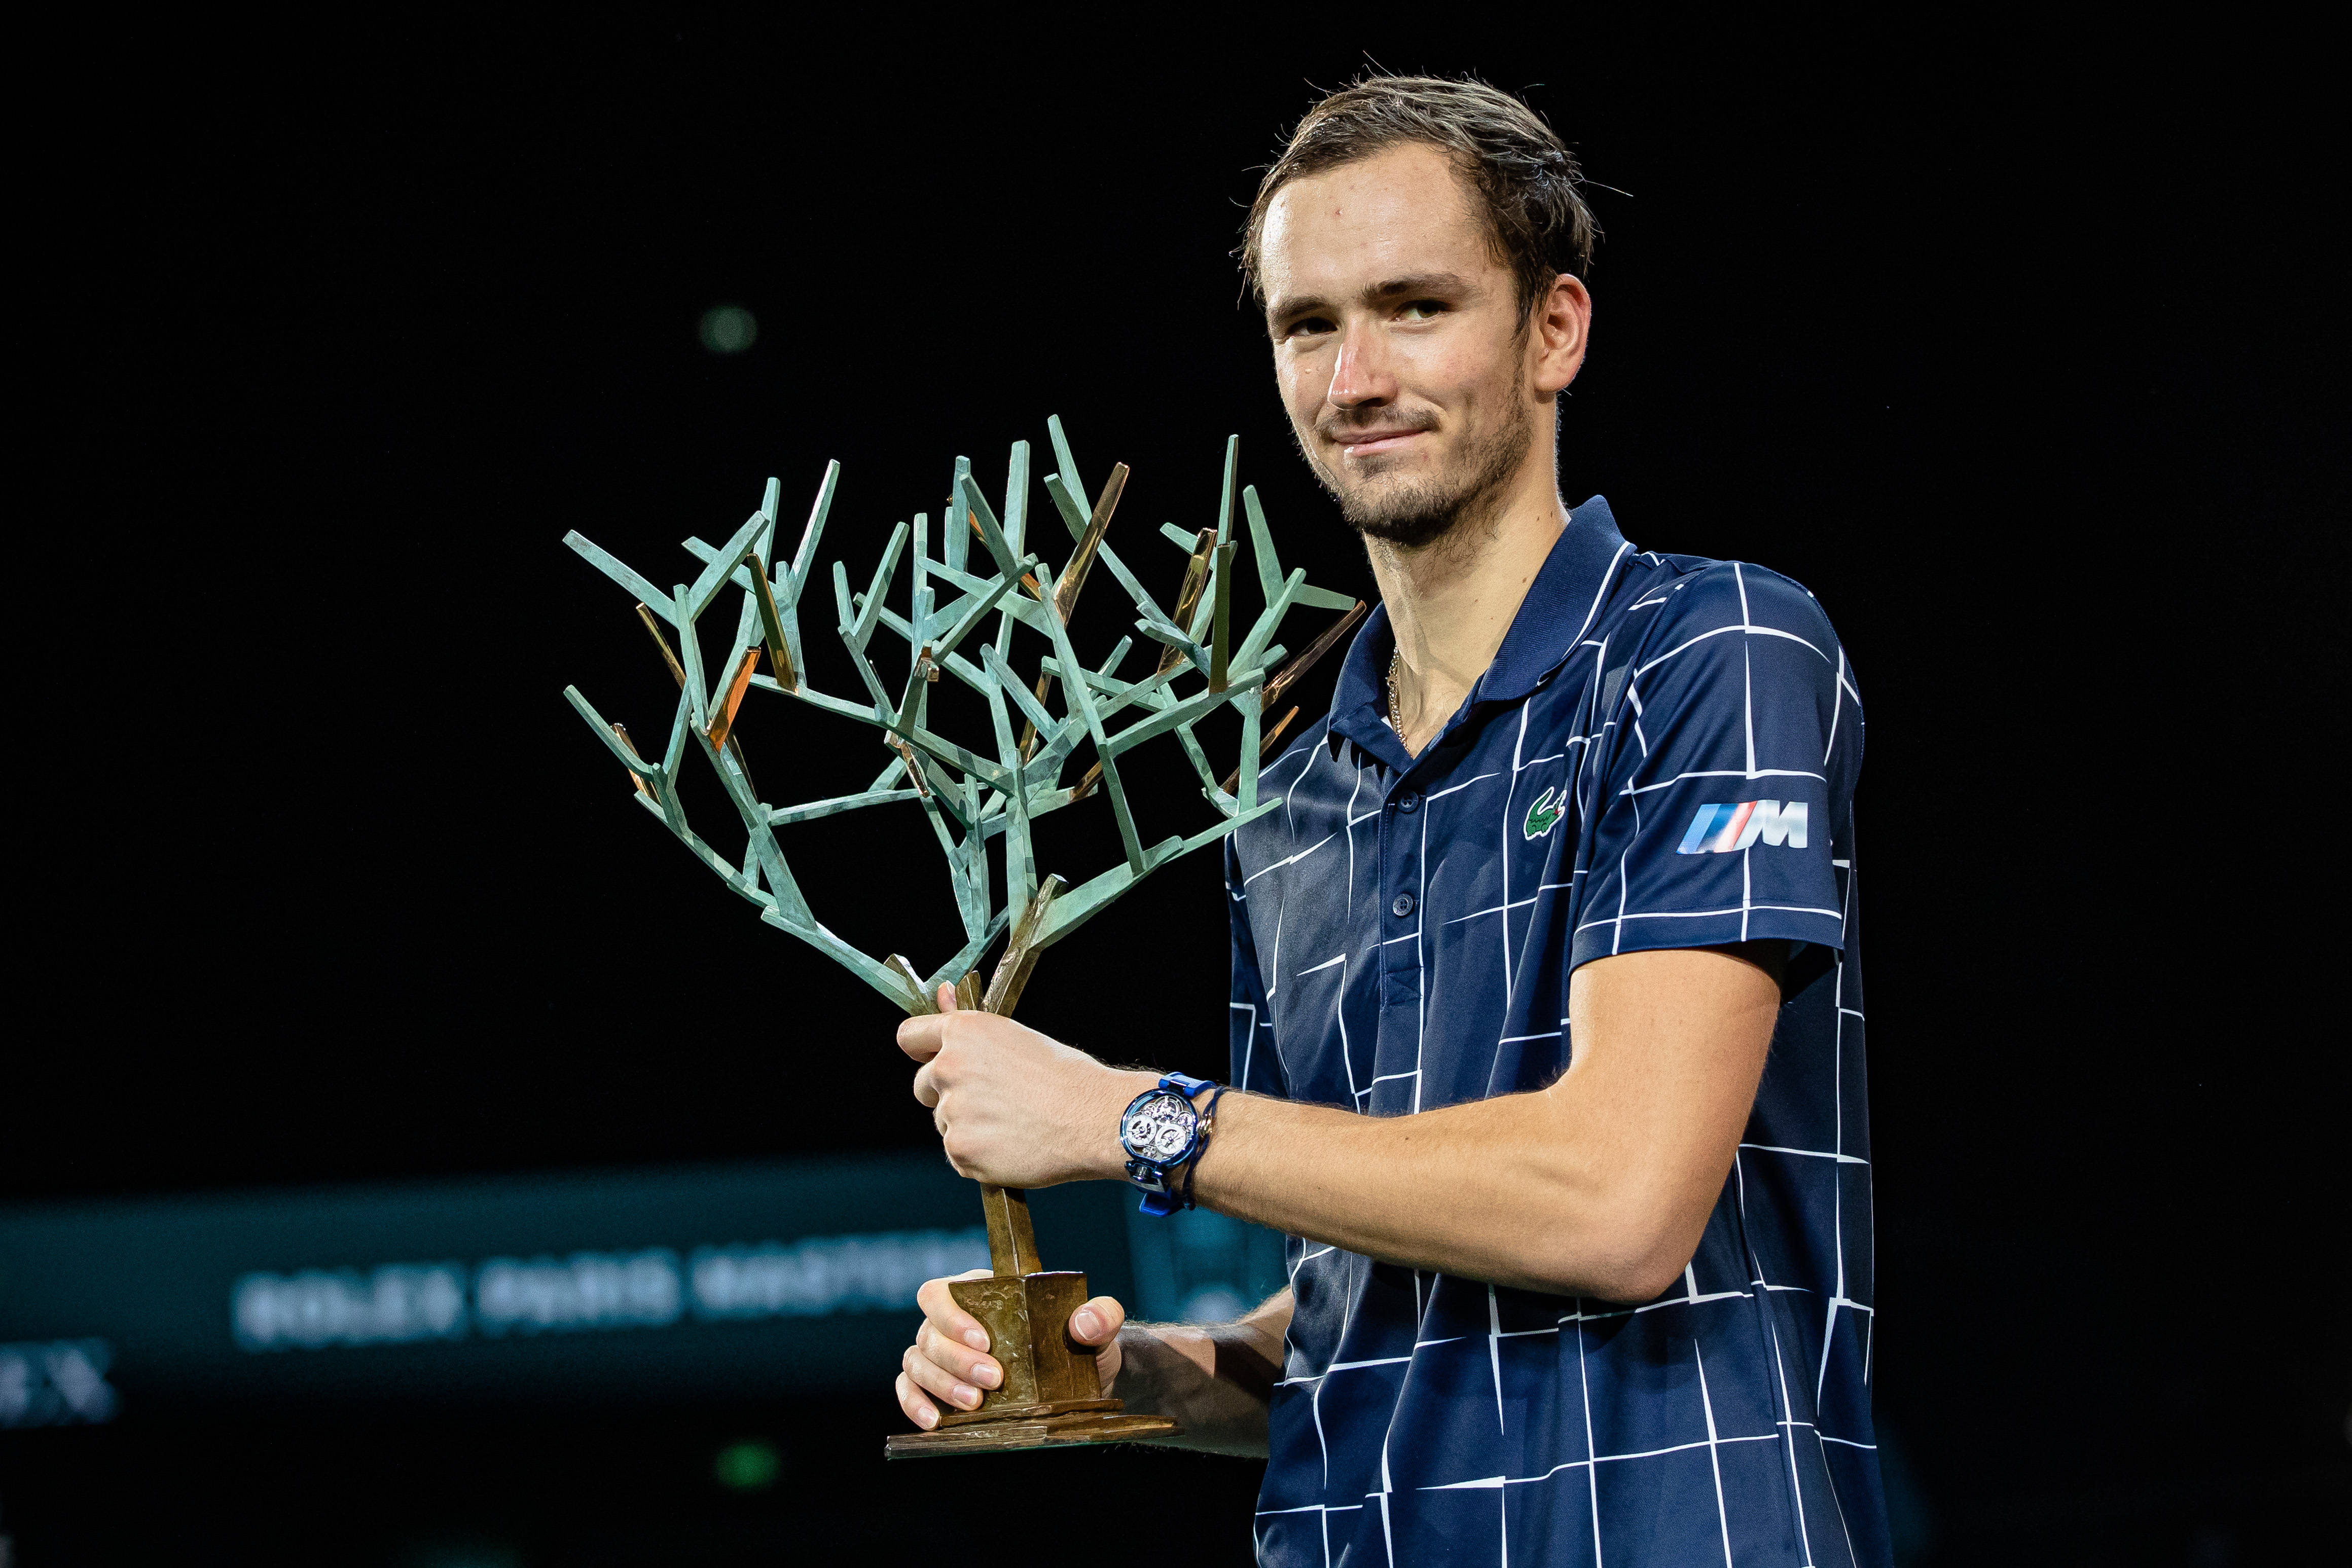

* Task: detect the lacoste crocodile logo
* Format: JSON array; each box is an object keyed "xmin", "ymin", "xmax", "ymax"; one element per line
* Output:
[{"xmin": 1523, "ymin": 786, "xmax": 1566, "ymax": 840}]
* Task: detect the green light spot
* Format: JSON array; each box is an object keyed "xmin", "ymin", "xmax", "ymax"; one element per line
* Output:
[
  {"xmin": 715, "ymin": 1439, "xmax": 781, "ymax": 1490},
  {"xmin": 700, "ymin": 306, "xmax": 758, "ymax": 354}
]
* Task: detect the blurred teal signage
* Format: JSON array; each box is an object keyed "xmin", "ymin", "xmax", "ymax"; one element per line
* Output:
[{"xmin": 0, "ymin": 1152, "xmax": 1286, "ymax": 1425}]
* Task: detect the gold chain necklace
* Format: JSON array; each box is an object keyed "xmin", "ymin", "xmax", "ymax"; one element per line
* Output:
[{"xmin": 1386, "ymin": 647, "xmax": 1407, "ymax": 740}]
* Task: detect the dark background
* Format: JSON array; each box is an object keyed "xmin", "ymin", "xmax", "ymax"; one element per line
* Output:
[{"xmin": 9, "ymin": 15, "xmax": 2340, "ymax": 1566}]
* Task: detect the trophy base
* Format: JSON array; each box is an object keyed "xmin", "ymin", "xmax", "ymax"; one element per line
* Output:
[
  {"xmin": 882, "ymin": 1267, "xmax": 1181, "ymax": 1459},
  {"xmin": 885, "ymin": 1409, "xmax": 1181, "ymax": 1458}
]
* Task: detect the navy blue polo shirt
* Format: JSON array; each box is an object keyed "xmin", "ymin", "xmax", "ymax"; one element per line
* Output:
[{"xmin": 1224, "ymin": 498, "xmax": 1887, "ymax": 1567}]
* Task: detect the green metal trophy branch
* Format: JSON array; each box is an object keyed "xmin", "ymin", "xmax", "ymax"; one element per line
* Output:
[{"xmin": 558, "ymin": 417, "xmax": 1362, "ymax": 1453}]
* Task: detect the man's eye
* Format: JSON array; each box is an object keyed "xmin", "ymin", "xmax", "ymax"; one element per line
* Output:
[
  {"xmin": 1398, "ymin": 300, "xmax": 1445, "ymax": 322},
  {"xmin": 1281, "ymin": 316, "xmax": 1335, "ymax": 340}
]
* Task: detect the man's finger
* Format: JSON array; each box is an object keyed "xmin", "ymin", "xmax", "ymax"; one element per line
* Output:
[
  {"xmin": 913, "ymin": 1062, "xmax": 940, "ymax": 1109},
  {"xmin": 903, "ymin": 1341, "xmax": 986, "ymax": 1411},
  {"xmin": 915, "ymin": 1272, "xmax": 996, "ymax": 1351},
  {"xmin": 918, "ymin": 1319, "xmax": 1002, "ymax": 1389},
  {"xmin": 1068, "ymin": 1295, "xmax": 1126, "ymax": 1344},
  {"xmin": 897, "ymin": 1013, "xmax": 947, "ymax": 1062},
  {"xmin": 935, "ymin": 982, "xmax": 960, "ymax": 1012},
  {"xmin": 895, "ymin": 1370, "xmax": 939, "ymax": 1430}
]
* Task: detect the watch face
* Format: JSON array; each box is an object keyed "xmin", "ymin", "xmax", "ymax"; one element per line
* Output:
[{"xmin": 1122, "ymin": 1090, "xmax": 1196, "ymax": 1164}]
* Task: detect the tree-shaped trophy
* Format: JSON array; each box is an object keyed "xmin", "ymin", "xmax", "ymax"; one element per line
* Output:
[{"xmin": 558, "ymin": 417, "xmax": 1362, "ymax": 1456}]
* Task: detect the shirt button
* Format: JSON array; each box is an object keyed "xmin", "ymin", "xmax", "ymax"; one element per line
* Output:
[
  {"xmin": 1395, "ymin": 794, "xmax": 1421, "ymax": 814},
  {"xmin": 1391, "ymin": 893, "xmax": 1416, "ymax": 918}
]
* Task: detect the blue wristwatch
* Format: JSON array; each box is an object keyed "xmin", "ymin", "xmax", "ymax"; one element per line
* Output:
[{"xmin": 1120, "ymin": 1071, "xmax": 1217, "ymax": 1217}]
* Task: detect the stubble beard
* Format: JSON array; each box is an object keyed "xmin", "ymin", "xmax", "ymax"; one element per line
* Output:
[{"xmin": 1301, "ymin": 393, "xmax": 1535, "ymax": 553}]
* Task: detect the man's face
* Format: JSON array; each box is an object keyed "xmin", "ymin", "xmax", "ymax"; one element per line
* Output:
[{"xmin": 1259, "ymin": 142, "xmax": 1551, "ymax": 548}]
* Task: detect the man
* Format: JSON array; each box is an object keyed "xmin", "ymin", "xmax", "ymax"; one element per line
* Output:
[{"xmin": 895, "ymin": 76, "xmax": 1885, "ymax": 1566}]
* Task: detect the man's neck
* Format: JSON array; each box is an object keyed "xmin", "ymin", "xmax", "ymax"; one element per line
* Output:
[{"xmin": 1367, "ymin": 460, "xmax": 1570, "ymax": 753}]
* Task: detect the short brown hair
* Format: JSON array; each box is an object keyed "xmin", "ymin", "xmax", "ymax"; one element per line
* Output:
[{"xmin": 1238, "ymin": 75, "xmax": 1598, "ymax": 318}]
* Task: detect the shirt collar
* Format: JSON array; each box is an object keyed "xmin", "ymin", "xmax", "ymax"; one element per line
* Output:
[{"xmin": 1328, "ymin": 495, "xmax": 1630, "ymax": 773}]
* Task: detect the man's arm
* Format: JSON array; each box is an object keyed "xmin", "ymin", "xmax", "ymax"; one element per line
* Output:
[
  {"xmin": 1106, "ymin": 1288, "xmax": 1291, "ymax": 1455},
  {"xmin": 902, "ymin": 941, "xmax": 1783, "ymax": 1305}
]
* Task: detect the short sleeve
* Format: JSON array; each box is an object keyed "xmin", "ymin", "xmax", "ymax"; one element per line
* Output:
[
  {"xmin": 1571, "ymin": 563, "xmax": 1858, "ymax": 972},
  {"xmin": 1226, "ymin": 836, "xmax": 1287, "ymax": 1097}
]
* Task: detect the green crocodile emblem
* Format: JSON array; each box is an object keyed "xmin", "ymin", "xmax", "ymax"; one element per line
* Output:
[{"xmin": 1524, "ymin": 785, "xmax": 1566, "ymax": 840}]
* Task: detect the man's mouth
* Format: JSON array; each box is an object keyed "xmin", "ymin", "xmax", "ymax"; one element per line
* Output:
[{"xmin": 1332, "ymin": 427, "xmax": 1428, "ymax": 459}]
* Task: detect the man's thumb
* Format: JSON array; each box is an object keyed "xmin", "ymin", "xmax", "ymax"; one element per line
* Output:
[{"xmin": 1069, "ymin": 1296, "xmax": 1125, "ymax": 1343}]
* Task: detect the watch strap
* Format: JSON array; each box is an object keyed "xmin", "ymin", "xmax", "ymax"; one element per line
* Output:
[{"xmin": 1178, "ymin": 1084, "xmax": 1227, "ymax": 1212}]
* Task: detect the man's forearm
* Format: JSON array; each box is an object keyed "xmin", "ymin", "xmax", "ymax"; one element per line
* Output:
[
  {"xmin": 1153, "ymin": 947, "xmax": 1780, "ymax": 1301},
  {"xmin": 1192, "ymin": 1088, "xmax": 1633, "ymax": 1293},
  {"xmin": 1112, "ymin": 1290, "xmax": 1290, "ymax": 1456}
]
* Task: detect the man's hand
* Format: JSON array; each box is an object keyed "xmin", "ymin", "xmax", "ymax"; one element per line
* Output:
[
  {"xmin": 895, "ymin": 1273, "xmax": 1291, "ymax": 1455},
  {"xmin": 898, "ymin": 985, "xmax": 1152, "ymax": 1189},
  {"xmin": 895, "ymin": 1268, "xmax": 1128, "ymax": 1430}
]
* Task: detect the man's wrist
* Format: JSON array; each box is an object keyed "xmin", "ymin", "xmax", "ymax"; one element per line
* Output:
[
  {"xmin": 1088, "ymin": 1068, "xmax": 1160, "ymax": 1181},
  {"xmin": 1107, "ymin": 1321, "xmax": 1171, "ymax": 1411},
  {"xmin": 1107, "ymin": 1070, "xmax": 1228, "ymax": 1204}
]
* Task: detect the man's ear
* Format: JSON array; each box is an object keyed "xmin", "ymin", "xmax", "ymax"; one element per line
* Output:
[{"xmin": 1531, "ymin": 274, "xmax": 1591, "ymax": 397}]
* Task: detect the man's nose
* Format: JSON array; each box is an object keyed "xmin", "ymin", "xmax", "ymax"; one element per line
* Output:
[{"xmin": 1327, "ymin": 317, "xmax": 1395, "ymax": 410}]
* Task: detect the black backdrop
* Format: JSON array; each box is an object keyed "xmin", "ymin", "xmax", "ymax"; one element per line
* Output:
[{"xmin": 9, "ymin": 16, "xmax": 2341, "ymax": 1566}]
